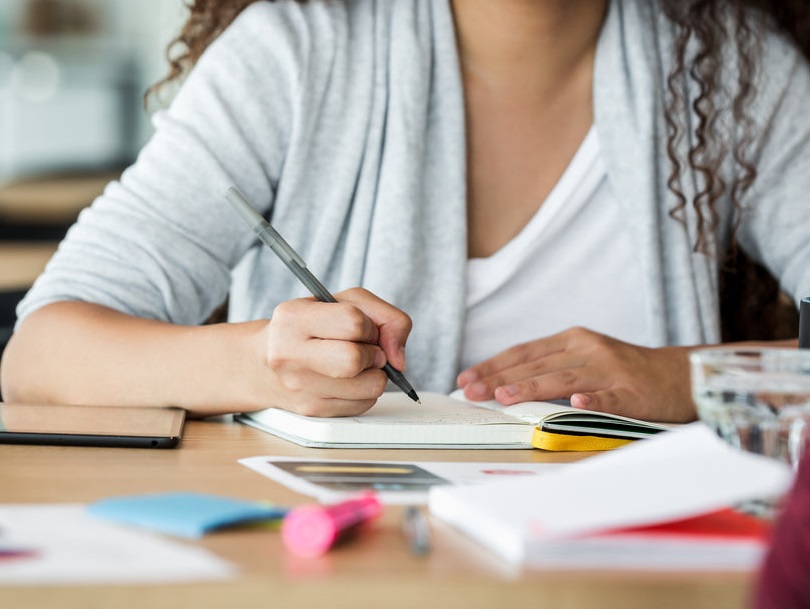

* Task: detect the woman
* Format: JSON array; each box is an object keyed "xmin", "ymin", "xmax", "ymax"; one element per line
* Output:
[{"xmin": 2, "ymin": 0, "xmax": 809, "ymax": 420}]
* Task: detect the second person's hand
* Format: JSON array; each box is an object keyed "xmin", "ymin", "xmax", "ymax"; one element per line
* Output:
[{"xmin": 456, "ymin": 327, "xmax": 695, "ymax": 423}]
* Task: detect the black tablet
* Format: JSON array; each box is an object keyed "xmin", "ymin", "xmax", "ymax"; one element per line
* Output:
[{"xmin": 0, "ymin": 403, "xmax": 186, "ymax": 448}]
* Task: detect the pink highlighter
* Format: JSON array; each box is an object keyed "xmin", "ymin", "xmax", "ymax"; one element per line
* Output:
[{"xmin": 281, "ymin": 494, "xmax": 383, "ymax": 557}]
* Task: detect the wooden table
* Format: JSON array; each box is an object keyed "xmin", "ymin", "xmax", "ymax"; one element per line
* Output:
[
  {"xmin": 0, "ymin": 242, "xmax": 58, "ymax": 291},
  {"xmin": 0, "ymin": 172, "xmax": 113, "ymax": 293},
  {"xmin": 0, "ymin": 173, "xmax": 117, "ymax": 225},
  {"xmin": 0, "ymin": 417, "xmax": 755, "ymax": 609}
]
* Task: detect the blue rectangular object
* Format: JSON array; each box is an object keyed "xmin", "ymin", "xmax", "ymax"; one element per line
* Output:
[{"xmin": 87, "ymin": 492, "xmax": 288, "ymax": 539}]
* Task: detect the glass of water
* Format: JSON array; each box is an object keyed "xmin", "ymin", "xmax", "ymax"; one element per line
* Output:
[
  {"xmin": 691, "ymin": 347, "xmax": 810, "ymax": 465},
  {"xmin": 690, "ymin": 347, "xmax": 810, "ymax": 514}
]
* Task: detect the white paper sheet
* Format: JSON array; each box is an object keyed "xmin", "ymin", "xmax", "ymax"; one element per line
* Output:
[
  {"xmin": 0, "ymin": 504, "xmax": 236, "ymax": 585},
  {"xmin": 239, "ymin": 456, "xmax": 564, "ymax": 504}
]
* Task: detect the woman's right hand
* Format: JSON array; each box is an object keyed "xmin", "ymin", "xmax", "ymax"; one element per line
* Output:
[{"xmin": 253, "ymin": 287, "xmax": 413, "ymax": 417}]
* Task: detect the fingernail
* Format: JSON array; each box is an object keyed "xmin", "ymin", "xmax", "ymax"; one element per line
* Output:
[
  {"xmin": 571, "ymin": 393, "xmax": 591, "ymax": 408},
  {"xmin": 374, "ymin": 350, "xmax": 387, "ymax": 369},
  {"xmin": 499, "ymin": 385, "xmax": 519, "ymax": 398},
  {"xmin": 397, "ymin": 346, "xmax": 407, "ymax": 370}
]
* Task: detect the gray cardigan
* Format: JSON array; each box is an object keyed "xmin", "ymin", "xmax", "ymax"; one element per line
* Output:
[{"xmin": 17, "ymin": 0, "xmax": 810, "ymax": 393}]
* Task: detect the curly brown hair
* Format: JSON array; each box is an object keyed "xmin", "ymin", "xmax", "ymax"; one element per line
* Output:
[
  {"xmin": 657, "ymin": 0, "xmax": 810, "ymax": 340},
  {"xmin": 661, "ymin": 0, "xmax": 810, "ymax": 253},
  {"xmin": 152, "ymin": 0, "xmax": 810, "ymax": 340}
]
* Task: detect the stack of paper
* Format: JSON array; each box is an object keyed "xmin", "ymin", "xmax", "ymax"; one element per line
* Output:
[{"xmin": 428, "ymin": 423, "xmax": 793, "ymax": 570}]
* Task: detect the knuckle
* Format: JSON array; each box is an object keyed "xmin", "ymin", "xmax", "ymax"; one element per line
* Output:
[
  {"xmin": 339, "ymin": 287, "xmax": 377, "ymax": 308},
  {"xmin": 271, "ymin": 299, "xmax": 298, "ymax": 322},
  {"xmin": 529, "ymin": 358, "xmax": 549, "ymax": 375},
  {"xmin": 557, "ymin": 369, "xmax": 579, "ymax": 389},
  {"xmin": 508, "ymin": 342, "xmax": 531, "ymax": 361},
  {"xmin": 519, "ymin": 378, "xmax": 540, "ymax": 396},
  {"xmin": 343, "ymin": 307, "xmax": 371, "ymax": 338},
  {"xmin": 590, "ymin": 334, "xmax": 615, "ymax": 354},
  {"xmin": 341, "ymin": 287, "xmax": 368, "ymax": 299},
  {"xmin": 567, "ymin": 326, "xmax": 589, "ymax": 340},
  {"xmin": 330, "ymin": 344, "xmax": 368, "ymax": 378}
]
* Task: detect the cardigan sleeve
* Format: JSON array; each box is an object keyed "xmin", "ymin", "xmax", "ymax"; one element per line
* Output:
[
  {"xmin": 733, "ymin": 29, "xmax": 810, "ymax": 306},
  {"xmin": 15, "ymin": 3, "xmax": 300, "ymax": 326}
]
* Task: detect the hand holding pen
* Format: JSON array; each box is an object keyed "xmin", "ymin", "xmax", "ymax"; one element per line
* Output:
[{"xmin": 225, "ymin": 187, "xmax": 421, "ymax": 413}]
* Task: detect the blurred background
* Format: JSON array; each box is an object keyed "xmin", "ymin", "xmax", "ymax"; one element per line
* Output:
[
  {"xmin": 0, "ymin": 0, "xmax": 185, "ymax": 182},
  {"xmin": 0, "ymin": 0, "xmax": 186, "ymax": 360}
]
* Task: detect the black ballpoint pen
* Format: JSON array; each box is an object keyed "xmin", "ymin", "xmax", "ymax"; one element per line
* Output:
[{"xmin": 224, "ymin": 186, "xmax": 421, "ymax": 404}]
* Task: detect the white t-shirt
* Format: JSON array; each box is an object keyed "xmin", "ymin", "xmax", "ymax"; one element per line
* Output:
[{"xmin": 460, "ymin": 127, "xmax": 651, "ymax": 371}]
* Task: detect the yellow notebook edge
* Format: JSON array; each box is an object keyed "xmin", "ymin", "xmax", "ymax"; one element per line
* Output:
[{"xmin": 531, "ymin": 427, "xmax": 636, "ymax": 452}]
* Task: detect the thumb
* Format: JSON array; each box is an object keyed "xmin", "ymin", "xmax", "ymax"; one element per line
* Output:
[{"xmin": 570, "ymin": 391, "xmax": 621, "ymax": 413}]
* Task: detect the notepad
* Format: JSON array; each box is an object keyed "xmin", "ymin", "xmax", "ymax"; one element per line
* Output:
[
  {"xmin": 87, "ymin": 492, "xmax": 288, "ymax": 539},
  {"xmin": 236, "ymin": 390, "xmax": 671, "ymax": 449},
  {"xmin": 427, "ymin": 424, "xmax": 793, "ymax": 570}
]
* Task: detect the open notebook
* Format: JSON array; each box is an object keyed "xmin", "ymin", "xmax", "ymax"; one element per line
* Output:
[{"xmin": 236, "ymin": 390, "xmax": 671, "ymax": 449}]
